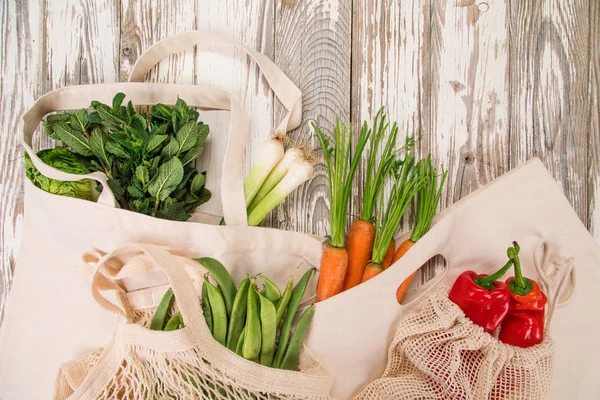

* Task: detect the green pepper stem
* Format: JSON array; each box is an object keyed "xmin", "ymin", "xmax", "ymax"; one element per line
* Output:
[
  {"xmin": 512, "ymin": 241, "xmax": 527, "ymax": 289},
  {"xmin": 474, "ymin": 258, "xmax": 514, "ymax": 289}
]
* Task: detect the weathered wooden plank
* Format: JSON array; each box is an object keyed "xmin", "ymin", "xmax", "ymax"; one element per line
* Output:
[
  {"xmin": 194, "ymin": 1, "xmax": 275, "ymax": 218},
  {"xmin": 272, "ymin": 0, "xmax": 352, "ymax": 237},
  {"xmin": 588, "ymin": 0, "xmax": 599, "ymax": 242},
  {"xmin": 351, "ymin": 0, "xmax": 428, "ymax": 281},
  {"xmin": 508, "ymin": 0, "xmax": 590, "ymax": 226},
  {"xmin": 427, "ymin": 0, "xmax": 510, "ymax": 206},
  {"xmin": 0, "ymin": 0, "xmax": 41, "ymax": 325}
]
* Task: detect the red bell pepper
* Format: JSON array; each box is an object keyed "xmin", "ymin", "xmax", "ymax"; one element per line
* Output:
[
  {"xmin": 448, "ymin": 250, "xmax": 514, "ymax": 333},
  {"xmin": 499, "ymin": 242, "xmax": 547, "ymax": 348}
]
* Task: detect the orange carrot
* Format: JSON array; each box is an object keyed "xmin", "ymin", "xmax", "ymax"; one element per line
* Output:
[
  {"xmin": 391, "ymin": 239, "xmax": 416, "ymax": 303},
  {"xmin": 394, "ymin": 156, "xmax": 448, "ymax": 303},
  {"xmin": 361, "ymin": 261, "xmax": 384, "ymax": 282},
  {"xmin": 313, "ymin": 119, "xmax": 370, "ymax": 302},
  {"xmin": 382, "ymin": 240, "xmax": 396, "ymax": 269},
  {"xmin": 316, "ymin": 245, "xmax": 349, "ymax": 302},
  {"xmin": 343, "ymin": 220, "xmax": 376, "ymax": 290}
]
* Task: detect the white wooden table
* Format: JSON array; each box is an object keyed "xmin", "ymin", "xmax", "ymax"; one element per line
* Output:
[{"xmin": 1, "ymin": 0, "xmax": 598, "ymax": 327}]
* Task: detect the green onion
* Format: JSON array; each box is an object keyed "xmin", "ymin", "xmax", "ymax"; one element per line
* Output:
[
  {"xmin": 244, "ymin": 132, "xmax": 287, "ymax": 207},
  {"xmin": 248, "ymin": 146, "xmax": 304, "ymax": 213},
  {"xmin": 313, "ymin": 119, "xmax": 371, "ymax": 248},
  {"xmin": 247, "ymin": 156, "xmax": 314, "ymax": 226}
]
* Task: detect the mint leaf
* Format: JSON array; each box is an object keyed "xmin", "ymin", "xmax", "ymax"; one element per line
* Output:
[
  {"xmin": 144, "ymin": 134, "xmax": 168, "ymax": 154},
  {"xmin": 151, "ymin": 104, "xmax": 173, "ymax": 121},
  {"xmin": 161, "ymin": 137, "xmax": 180, "ymax": 159},
  {"xmin": 112, "ymin": 92, "xmax": 126, "ymax": 111},
  {"xmin": 53, "ymin": 123, "xmax": 93, "ymax": 156},
  {"xmin": 196, "ymin": 124, "xmax": 209, "ymax": 145},
  {"xmin": 127, "ymin": 185, "xmax": 145, "ymax": 199},
  {"xmin": 87, "ymin": 111, "xmax": 102, "ymax": 125},
  {"xmin": 157, "ymin": 202, "xmax": 189, "ymax": 221},
  {"xmin": 136, "ymin": 165, "xmax": 149, "ymax": 186},
  {"xmin": 74, "ymin": 109, "xmax": 88, "ymax": 132},
  {"xmin": 106, "ymin": 140, "xmax": 130, "ymax": 159},
  {"xmin": 190, "ymin": 173, "xmax": 206, "ymax": 195},
  {"xmin": 175, "ymin": 121, "xmax": 200, "ymax": 154},
  {"xmin": 180, "ymin": 142, "xmax": 204, "ymax": 166},
  {"xmin": 126, "ymin": 101, "xmax": 135, "ymax": 119},
  {"xmin": 107, "ymin": 178, "xmax": 125, "ymax": 199},
  {"xmin": 148, "ymin": 157, "xmax": 184, "ymax": 201},
  {"xmin": 90, "ymin": 128, "xmax": 111, "ymax": 167}
]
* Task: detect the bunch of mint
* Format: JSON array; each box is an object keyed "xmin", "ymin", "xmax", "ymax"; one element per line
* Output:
[{"xmin": 41, "ymin": 92, "xmax": 211, "ymax": 221}]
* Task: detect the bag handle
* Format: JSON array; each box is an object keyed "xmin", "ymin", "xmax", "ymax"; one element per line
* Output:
[
  {"xmin": 128, "ymin": 30, "xmax": 302, "ymax": 135},
  {"xmin": 21, "ymin": 82, "xmax": 250, "ymax": 225}
]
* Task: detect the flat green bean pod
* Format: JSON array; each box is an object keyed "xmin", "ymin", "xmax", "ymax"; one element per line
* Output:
[
  {"xmin": 242, "ymin": 280, "xmax": 261, "ymax": 362},
  {"xmin": 260, "ymin": 276, "xmax": 282, "ymax": 306},
  {"xmin": 164, "ymin": 312, "xmax": 183, "ymax": 331},
  {"xmin": 150, "ymin": 288, "xmax": 174, "ymax": 331},
  {"xmin": 279, "ymin": 305, "xmax": 315, "ymax": 371},
  {"xmin": 258, "ymin": 291, "xmax": 277, "ymax": 367},
  {"xmin": 236, "ymin": 326, "xmax": 246, "ymax": 356},
  {"xmin": 226, "ymin": 275, "xmax": 250, "ymax": 351},
  {"xmin": 194, "ymin": 257, "xmax": 237, "ymax": 317},
  {"xmin": 272, "ymin": 267, "xmax": 315, "ymax": 368},
  {"xmin": 201, "ymin": 281, "xmax": 213, "ymax": 334},
  {"xmin": 275, "ymin": 277, "xmax": 294, "ymax": 325},
  {"xmin": 204, "ymin": 276, "xmax": 228, "ymax": 346}
]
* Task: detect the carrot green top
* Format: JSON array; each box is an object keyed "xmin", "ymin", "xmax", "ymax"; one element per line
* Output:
[
  {"xmin": 409, "ymin": 155, "xmax": 448, "ymax": 243},
  {"xmin": 313, "ymin": 119, "xmax": 371, "ymax": 248}
]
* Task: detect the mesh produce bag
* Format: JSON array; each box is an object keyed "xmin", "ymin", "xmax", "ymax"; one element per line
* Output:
[
  {"xmin": 355, "ymin": 242, "xmax": 574, "ymax": 400},
  {"xmin": 53, "ymin": 244, "xmax": 331, "ymax": 400}
]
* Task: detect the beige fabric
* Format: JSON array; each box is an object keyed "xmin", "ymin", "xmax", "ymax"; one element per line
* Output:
[
  {"xmin": 354, "ymin": 242, "xmax": 574, "ymax": 400},
  {"xmin": 53, "ymin": 244, "xmax": 331, "ymax": 400},
  {"xmin": 306, "ymin": 158, "xmax": 600, "ymax": 399},
  {"xmin": 0, "ymin": 32, "xmax": 324, "ymax": 400}
]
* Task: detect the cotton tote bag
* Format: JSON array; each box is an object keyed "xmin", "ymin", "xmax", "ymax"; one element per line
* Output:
[
  {"xmin": 0, "ymin": 32, "xmax": 324, "ymax": 400},
  {"xmin": 305, "ymin": 158, "xmax": 600, "ymax": 399}
]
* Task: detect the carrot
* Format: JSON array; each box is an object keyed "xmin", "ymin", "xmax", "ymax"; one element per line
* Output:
[
  {"xmin": 394, "ymin": 156, "xmax": 448, "ymax": 303},
  {"xmin": 344, "ymin": 220, "xmax": 376, "ymax": 290},
  {"xmin": 382, "ymin": 240, "xmax": 396, "ymax": 269},
  {"xmin": 361, "ymin": 155, "xmax": 425, "ymax": 283},
  {"xmin": 313, "ymin": 119, "xmax": 371, "ymax": 301},
  {"xmin": 344, "ymin": 111, "xmax": 414, "ymax": 291},
  {"xmin": 316, "ymin": 246, "xmax": 349, "ymax": 301}
]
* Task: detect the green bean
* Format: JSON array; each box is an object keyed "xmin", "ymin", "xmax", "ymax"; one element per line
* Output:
[
  {"xmin": 260, "ymin": 276, "xmax": 282, "ymax": 306},
  {"xmin": 201, "ymin": 282, "xmax": 213, "ymax": 334},
  {"xmin": 194, "ymin": 257, "xmax": 237, "ymax": 317},
  {"xmin": 226, "ymin": 275, "xmax": 250, "ymax": 351},
  {"xmin": 164, "ymin": 312, "xmax": 183, "ymax": 331},
  {"xmin": 204, "ymin": 276, "xmax": 228, "ymax": 346},
  {"xmin": 258, "ymin": 291, "xmax": 277, "ymax": 367},
  {"xmin": 236, "ymin": 326, "xmax": 246, "ymax": 356},
  {"xmin": 275, "ymin": 277, "xmax": 294, "ymax": 325},
  {"xmin": 272, "ymin": 267, "xmax": 315, "ymax": 368},
  {"xmin": 150, "ymin": 288, "xmax": 174, "ymax": 330},
  {"xmin": 242, "ymin": 280, "xmax": 261, "ymax": 362},
  {"xmin": 279, "ymin": 305, "xmax": 315, "ymax": 371}
]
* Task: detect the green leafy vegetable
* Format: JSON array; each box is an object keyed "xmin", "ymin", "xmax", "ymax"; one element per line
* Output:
[
  {"xmin": 25, "ymin": 147, "xmax": 96, "ymax": 200},
  {"xmin": 32, "ymin": 93, "xmax": 212, "ymax": 221}
]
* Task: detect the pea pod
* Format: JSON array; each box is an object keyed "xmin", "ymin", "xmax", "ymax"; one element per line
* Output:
[
  {"xmin": 204, "ymin": 276, "xmax": 228, "ymax": 346},
  {"xmin": 164, "ymin": 312, "xmax": 183, "ymax": 331},
  {"xmin": 194, "ymin": 257, "xmax": 237, "ymax": 317},
  {"xmin": 260, "ymin": 276, "xmax": 282, "ymax": 306},
  {"xmin": 275, "ymin": 277, "xmax": 294, "ymax": 324},
  {"xmin": 279, "ymin": 305, "xmax": 315, "ymax": 371},
  {"xmin": 242, "ymin": 280, "xmax": 261, "ymax": 362},
  {"xmin": 272, "ymin": 267, "xmax": 315, "ymax": 368},
  {"xmin": 201, "ymin": 282, "xmax": 213, "ymax": 334},
  {"xmin": 258, "ymin": 291, "xmax": 277, "ymax": 367},
  {"xmin": 236, "ymin": 326, "xmax": 246, "ymax": 356},
  {"xmin": 226, "ymin": 275, "xmax": 250, "ymax": 351},
  {"xmin": 150, "ymin": 288, "xmax": 174, "ymax": 330}
]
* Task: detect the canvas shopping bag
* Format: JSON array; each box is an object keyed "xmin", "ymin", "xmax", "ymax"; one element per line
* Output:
[
  {"xmin": 0, "ymin": 31, "xmax": 324, "ymax": 400},
  {"xmin": 355, "ymin": 240, "xmax": 574, "ymax": 400},
  {"xmin": 52, "ymin": 243, "xmax": 332, "ymax": 400},
  {"xmin": 305, "ymin": 158, "xmax": 600, "ymax": 399}
]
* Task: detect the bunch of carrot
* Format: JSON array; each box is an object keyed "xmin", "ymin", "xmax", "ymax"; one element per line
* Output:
[{"xmin": 314, "ymin": 110, "xmax": 447, "ymax": 303}]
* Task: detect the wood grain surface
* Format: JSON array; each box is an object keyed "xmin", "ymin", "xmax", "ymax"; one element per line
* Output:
[{"xmin": 0, "ymin": 0, "xmax": 598, "ymax": 325}]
